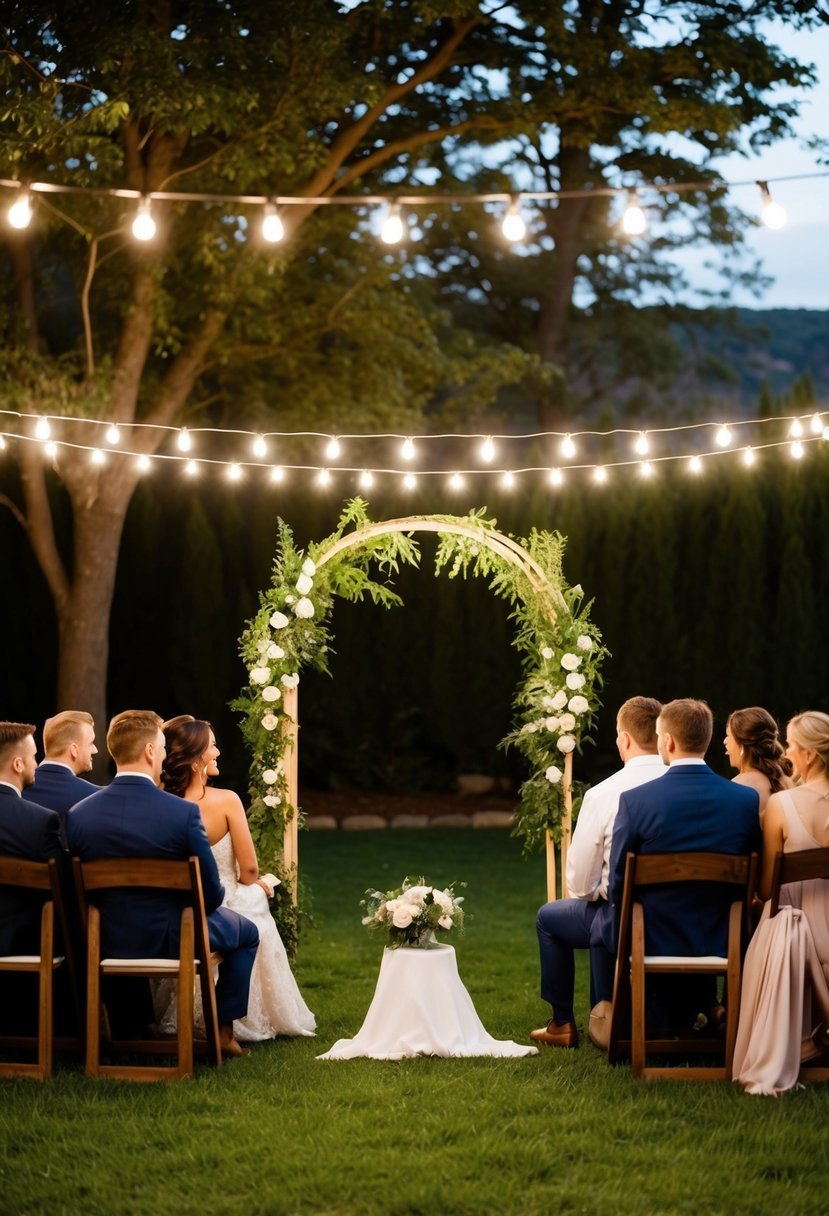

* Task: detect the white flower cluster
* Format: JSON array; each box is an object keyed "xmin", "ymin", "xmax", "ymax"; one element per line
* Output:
[
  {"xmin": 361, "ymin": 878, "xmax": 464, "ymax": 947},
  {"xmin": 530, "ymin": 632, "xmax": 597, "ymax": 780},
  {"xmin": 250, "ymin": 555, "xmax": 321, "ymax": 737}
]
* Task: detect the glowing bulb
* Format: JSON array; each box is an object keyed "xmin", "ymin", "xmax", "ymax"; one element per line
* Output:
[
  {"xmin": 634, "ymin": 432, "xmax": 649, "ymax": 456},
  {"xmin": 561, "ymin": 434, "xmax": 576, "ymax": 460},
  {"xmin": 688, "ymin": 455, "xmax": 703, "ymax": 474},
  {"xmin": 501, "ymin": 199, "xmax": 527, "ymax": 243},
  {"xmin": 758, "ymin": 182, "xmax": 786, "ymax": 230},
  {"xmin": 742, "ymin": 447, "xmax": 756, "ymax": 467},
  {"xmin": 269, "ymin": 465, "xmax": 284, "ymax": 483},
  {"xmin": 0, "ymin": 436, "xmax": 5, "ymax": 451},
  {"xmin": 501, "ymin": 470, "xmax": 515, "ymax": 489},
  {"xmin": 622, "ymin": 191, "xmax": 647, "ymax": 236},
  {"xmin": 90, "ymin": 448, "xmax": 106, "ymax": 465},
  {"xmin": 261, "ymin": 203, "xmax": 284, "ymax": 243},
  {"xmin": 380, "ymin": 204, "xmax": 404, "ymax": 245},
  {"xmin": 34, "ymin": 417, "xmax": 51, "ymax": 441},
  {"xmin": 325, "ymin": 437, "xmax": 341, "ymax": 461},
  {"xmin": 809, "ymin": 412, "xmax": 823, "ymax": 434},
  {"xmin": 548, "ymin": 468, "xmax": 563, "ymax": 487},
  {"xmin": 227, "ymin": 463, "xmax": 243, "ymax": 481},
  {"xmin": 7, "ymin": 188, "xmax": 32, "ymax": 230},
  {"xmin": 131, "ymin": 197, "xmax": 156, "ymax": 242},
  {"xmin": 790, "ymin": 440, "xmax": 804, "ymax": 460},
  {"xmin": 252, "ymin": 434, "xmax": 267, "ymax": 459},
  {"xmin": 177, "ymin": 428, "xmax": 192, "ymax": 452},
  {"xmin": 105, "ymin": 424, "xmax": 121, "ymax": 445},
  {"xmin": 823, "ymin": 426, "xmax": 829, "ymax": 443},
  {"xmin": 317, "ymin": 468, "xmax": 331, "ymax": 486},
  {"xmin": 449, "ymin": 472, "xmax": 465, "ymax": 489},
  {"xmin": 44, "ymin": 440, "xmax": 57, "ymax": 458},
  {"xmin": 403, "ymin": 472, "xmax": 417, "ymax": 489},
  {"xmin": 401, "ymin": 437, "xmax": 416, "ymax": 461},
  {"xmin": 593, "ymin": 466, "xmax": 608, "ymax": 484},
  {"xmin": 788, "ymin": 418, "xmax": 803, "ymax": 438},
  {"xmin": 480, "ymin": 436, "xmax": 496, "ymax": 463},
  {"xmin": 715, "ymin": 424, "xmax": 732, "ymax": 448},
  {"xmin": 359, "ymin": 470, "xmax": 374, "ymax": 489},
  {"xmin": 184, "ymin": 459, "xmax": 199, "ymax": 476},
  {"xmin": 136, "ymin": 455, "xmax": 152, "ymax": 472},
  {"xmin": 639, "ymin": 460, "xmax": 653, "ymax": 478}
]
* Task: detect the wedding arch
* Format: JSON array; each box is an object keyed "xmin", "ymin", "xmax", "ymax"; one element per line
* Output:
[{"xmin": 234, "ymin": 499, "xmax": 605, "ymax": 924}]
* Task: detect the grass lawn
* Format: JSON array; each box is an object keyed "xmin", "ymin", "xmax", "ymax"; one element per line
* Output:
[{"xmin": 1, "ymin": 829, "xmax": 827, "ymax": 1216}]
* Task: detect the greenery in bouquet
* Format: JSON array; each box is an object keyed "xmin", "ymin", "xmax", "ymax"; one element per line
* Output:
[{"xmin": 361, "ymin": 876, "xmax": 465, "ymax": 949}]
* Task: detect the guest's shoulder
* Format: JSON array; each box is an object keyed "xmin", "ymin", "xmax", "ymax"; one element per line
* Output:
[{"xmin": 20, "ymin": 794, "xmax": 59, "ymax": 824}]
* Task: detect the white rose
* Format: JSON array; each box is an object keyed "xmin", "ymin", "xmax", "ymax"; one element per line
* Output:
[
  {"xmin": 433, "ymin": 889, "xmax": 453, "ymax": 913},
  {"xmin": 281, "ymin": 673, "xmax": 300, "ymax": 689},
  {"xmin": 261, "ymin": 713, "xmax": 279, "ymax": 732},
  {"xmin": 392, "ymin": 906, "xmax": 413, "ymax": 929},
  {"xmin": 267, "ymin": 643, "xmax": 285, "ymax": 660},
  {"xmin": 263, "ymin": 793, "xmax": 281, "ymax": 807},
  {"xmin": 261, "ymin": 685, "xmax": 281, "ymax": 703},
  {"xmin": 558, "ymin": 713, "xmax": 576, "ymax": 731},
  {"xmin": 552, "ymin": 690, "xmax": 568, "ymax": 710},
  {"xmin": 561, "ymin": 653, "xmax": 581, "ymax": 671},
  {"xmin": 249, "ymin": 666, "xmax": 271, "ymax": 685},
  {"xmin": 577, "ymin": 635, "xmax": 593, "ymax": 651},
  {"xmin": 572, "ymin": 584, "xmax": 583, "ymax": 596},
  {"xmin": 545, "ymin": 716, "xmax": 560, "ymax": 732},
  {"xmin": 438, "ymin": 914, "xmax": 453, "ymax": 930},
  {"xmin": 270, "ymin": 611, "xmax": 289, "ymax": 630},
  {"xmin": 521, "ymin": 722, "xmax": 538, "ymax": 735},
  {"xmin": 262, "ymin": 769, "xmax": 278, "ymax": 785},
  {"xmin": 294, "ymin": 597, "xmax": 315, "ymax": 619},
  {"xmin": 557, "ymin": 734, "xmax": 576, "ymax": 754},
  {"xmin": 541, "ymin": 646, "xmax": 554, "ymax": 660},
  {"xmin": 566, "ymin": 672, "xmax": 585, "ymax": 689},
  {"xmin": 296, "ymin": 572, "xmax": 313, "ymax": 595},
  {"xmin": 302, "ymin": 558, "xmax": 316, "ymax": 576},
  {"xmin": 569, "ymin": 695, "xmax": 589, "ymax": 715},
  {"xmin": 545, "ymin": 764, "xmax": 563, "ymax": 784},
  {"xmin": 285, "ymin": 594, "xmax": 295, "ymax": 604},
  {"xmin": 257, "ymin": 641, "xmax": 269, "ymax": 655},
  {"xmin": 403, "ymin": 885, "xmax": 429, "ymax": 907},
  {"xmin": 541, "ymin": 695, "xmax": 556, "ymax": 710}
]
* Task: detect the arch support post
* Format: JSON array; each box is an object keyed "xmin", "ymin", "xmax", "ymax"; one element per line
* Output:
[
  {"xmin": 545, "ymin": 751, "xmax": 573, "ymax": 902},
  {"xmin": 280, "ymin": 685, "xmax": 300, "ymax": 904}
]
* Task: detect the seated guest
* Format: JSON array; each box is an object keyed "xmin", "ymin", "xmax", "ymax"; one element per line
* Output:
[
  {"xmin": 733, "ymin": 710, "xmax": 829, "ymax": 1095},
  {"xmin": 30, "ymin": 711, "xmax": 99, "ymax": 835},
  {"xmin": 531, "ymin": 696, "xmax": 664, "ymax": 1049},
  {"xmin": 600, "ymin": 698, "xmax": 761, "ymax": 1035},
  {"xmin": 0, "ymin": 722, "xmax": 68, "ymax": 1033},
  {"xmin": 68, "ymin": 709, "xmax": 259, "ymax": 1058},
  {"xmin": 724, "ymin": 706, "xmax": 792, "ymax": 818}
]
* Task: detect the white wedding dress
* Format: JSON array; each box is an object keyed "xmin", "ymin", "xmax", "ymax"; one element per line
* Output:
[{"xmin": 154, "ymin": 833, "xmax": 316, "ymax": 1042}]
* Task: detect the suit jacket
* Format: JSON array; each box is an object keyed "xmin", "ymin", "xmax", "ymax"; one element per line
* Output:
[
  {"xmin": 607, "ymin": 762, "xmax": 761, "ymax": 958},
  {"xmin": 67, "ymin": 775, "xmax": 227, "ymax": 959},
  {"xmin": 30, "ymin": 763, "xmax": 99, "ymax": 829},
  {"xmin": 0, "ymin": 783, "xmax": 66, "ymax": 954}
]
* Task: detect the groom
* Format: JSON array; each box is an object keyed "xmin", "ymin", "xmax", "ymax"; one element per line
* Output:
[{"xmin": 68, "ymin": 709, "xmax": 259, "ymax": 1058}]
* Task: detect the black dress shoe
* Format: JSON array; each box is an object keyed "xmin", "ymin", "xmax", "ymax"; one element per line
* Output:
[{"xmin": 530, "ymin": 1019, "xmax": 578, "ymax": 1048}]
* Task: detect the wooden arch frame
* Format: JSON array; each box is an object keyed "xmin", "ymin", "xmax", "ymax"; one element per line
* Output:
[{"xmin": 278, "ymin": 516, "xmax": 573, "ymax": 903}]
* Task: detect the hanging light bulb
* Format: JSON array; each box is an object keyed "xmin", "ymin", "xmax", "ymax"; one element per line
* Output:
[
  {"xmin": 621, "ymin": 190, "xmax": 647, "ymax": 236},
  {"xmin": 688, "ymin": 455, "xmax": 703, "ymax": 474},
  {"xmin": 401, "ymin": 437, "xmax": 416, "ymax": 461},
  {"xmin": 501, "ymin": 197, "xmax": 527, "ymax": 243},
  {"xmin": 184, "ymin": 459, "xmax": 199, "ymax": 476},
  {"xmin": 136, "ymin": 455, "xmax": 152, "ymax": 472},
  {"xmin": 809, "ymin": 412, "xmax": 823, "ymax": 434},
  {"xmin": 325, "ymin": 437, "xmax": 341, "ymax": 461},
  {"xmin": 0, "ymin": 436, "xmax": 6, "ymax": 451},
  {"xmin": 758, "ymin": 181, "xmax": 786, "ymax": 230},
  {"xmin": 261, "ymin": 202, "xmax": 284, "ymax": 244},
  {"xmin": 592, "ymin": 466, "xmax": 608, "ymax": 484},
  {"xmin": 548, "ymin": 468, "xmax": 563, "ymax": 487},
  {"xmin": 788, "ymin": 418, "xmax": 803, "ymax": 438},
  {"xmin": 634, "ymin": 432, "xmax": 649, "ymax": 456},
  {"xmin": 715, "ymin": 424, "xmax": 732, "ymax": 448},
  {"xmin": 252, "ymin": 434, "xmax": 267, "ymax": 459},
  {"xmin": 131, "ymin": 196, "xmax": 157, "ymax": 242},
  {"xmin": 638, "ymin": 460, "xmax": 653, "ymax": 478},
  {"xmin": 823, "ymin": 426, "xmax": 829, "ymax": 443},
  {"xmin": 227, "ymin": 463, "xmax": 243, "ymax": 481},
  {"xmin": 380, "ymin": 203, "xmax": 404, "ymax": 245},
  {"xmin": 359, "ymin": 470, "xmax": 374, "ymax": 489},
  {"xmin": 500, "ymin": 470, "xmax": 515, "ymax": 489},
  {"xmin": 480, "ymin": 436, "xmax": 496, "ymax": 463},
  {"xmin": 34, "ymin": 416, "xmax": 51, "ymax": 441},
  {"xmin": 790, "ymin": 440, "xmax": 804, "ymax": 460},
  {"xmin": 316, "ymin": 468, "xmax": 331, "ymax": 486},
  {"xmin": 90, "ymin": 448, "xmax": 106, "ymax": 466},
  {"xmin": 561, "ymin": 434, "xmax": 576, "ymax": 460},
  {"xmin": 177, "ymin": 428, "xmax": 192, "ymax": 452},
  {"xmin": 742, "ymin": 446, "xmax": 756, "ymax": 467},
  {"xmin": 269, "ymin": 465, "xmax": 285, "ymax": 483},
  {"xmin": 7, "ymin": 187, "xmax": 32, "ymax": 230},
  {"xmin": 403, "ymin": 472, "xmax": 417, "ymax": 489},
  {"xmin": 449, "ymin": 472, "xmax": 465, "ymax": 489},
  {"xmin": 105, "ymin": 424, "xmax": 121, "ymax": 445},
  {"xmin": 44, "ymin": 440, "xmax": 58, "ymax": 458}
]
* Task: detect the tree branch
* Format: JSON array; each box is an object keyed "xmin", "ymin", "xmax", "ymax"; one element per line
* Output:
[
  {"xmin": 17, "ymin": 445, "xmax": 70, "ymax": 610},
  {"xmin": 142, "ymin": 308, "xmax": 228, "ymax": 431}
]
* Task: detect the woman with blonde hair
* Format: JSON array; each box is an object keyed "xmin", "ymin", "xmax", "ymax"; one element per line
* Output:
[{"xmin": 724, "ymin": 706, "xmax": 791, "ymax": 816}]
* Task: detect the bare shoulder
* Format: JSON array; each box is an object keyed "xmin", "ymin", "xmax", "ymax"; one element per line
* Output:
[{"xmin": 201, "ymin": 786, "xmax": 245, "ymax": 816}]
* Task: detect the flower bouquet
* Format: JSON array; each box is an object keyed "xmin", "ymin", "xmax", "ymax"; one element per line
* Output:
[{"xmin": 361, "ymin": 876, "xmax": 465, "ymax": 949}]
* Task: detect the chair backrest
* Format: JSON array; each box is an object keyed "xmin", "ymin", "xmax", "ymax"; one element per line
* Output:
[
  {"xmin": 628, "ymin": 851, "xmax": 755, "ymax": 889},
  {"xmin": 0, "ymin": 855, "xmax": 55, "ymax": 894},
  {"xmin": 768, "ymin": 847, "xmax": 829, "ymax": 918}
]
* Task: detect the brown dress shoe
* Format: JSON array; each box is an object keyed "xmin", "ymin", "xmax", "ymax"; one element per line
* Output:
[
  {"xmin": 587, "ymin": 1000, "xmax": 612, "ymax": 1051},
  {"xmin": 530, "ymin": 1019, "xmax": 579, "ymax": 1048}
]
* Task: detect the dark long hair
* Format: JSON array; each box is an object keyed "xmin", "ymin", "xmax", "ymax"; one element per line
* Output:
[
  {"xmin": 161, "ymin": 714, "xmax": 212, "ymax": 798},
  {"xmin": 727, "ymin": 706, "xmax": 791, "ymax": 792}
]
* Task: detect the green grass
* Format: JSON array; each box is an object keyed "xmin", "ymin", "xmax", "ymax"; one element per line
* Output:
[{"xmin": 1, "ymin": 830, "xmax": 828, "ymax": 1216}]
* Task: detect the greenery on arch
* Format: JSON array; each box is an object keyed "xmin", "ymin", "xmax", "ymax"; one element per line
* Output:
[{"xmin": 233, "ymin": 498, "xmax": 607, "ymax": 932}]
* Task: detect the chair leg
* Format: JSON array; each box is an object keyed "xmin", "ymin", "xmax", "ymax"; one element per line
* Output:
[
  {"xmin": 631, "ymin": 904, "xmax": 646, "ymax": 1078},
  {"xmin": 85, "ymin": 908, "xmax": 102, "ymax": 1078},
  {"xmin": 177, "ymin": 909, "xmax": 195, "ymax": 1080},
  {"xmin": 38, "ymin": 902, "xmax": 54, "ymax": 1080}
]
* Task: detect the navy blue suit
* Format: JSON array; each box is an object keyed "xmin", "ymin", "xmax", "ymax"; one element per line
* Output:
[
  {"xmin": 30, "ymin": 763, "xmax": 99, "ymax": 832},
  {"xmin": 67, "ymin": 775, "xmax": 258, "ymax": 1024},
  {"xmin": 0, "ymin": 784, "xmax": 66, "ymax": 955}
]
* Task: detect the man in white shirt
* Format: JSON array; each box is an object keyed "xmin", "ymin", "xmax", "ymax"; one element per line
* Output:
[{"xmin": 530, "ymin": 696, "xmax": 664, "ymax": 1048}]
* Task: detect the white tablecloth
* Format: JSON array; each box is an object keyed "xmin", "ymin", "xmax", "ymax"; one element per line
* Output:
[{"xmin": 317, "ymin": 944, "xmax": 537, "ymax": 1060}]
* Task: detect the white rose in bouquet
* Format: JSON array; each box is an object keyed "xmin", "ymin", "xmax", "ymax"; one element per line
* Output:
[
  {"xmin": 269, "ymin": 611, "xmax": 289, "ymax": 630},
  {"xmin": 263, "ymin": 794, "xmax": 281, "ymax": 808},
  {"xmin": 261, "ymin": 713, "xmax": 279, "ymax": 731},
  {"xmin": 552, "ymin": 690, "xmax": 568, "ymax": 710},
  {"xmin": 569, "ymin": 695, "xmax": 590, "ymax": 715},
  {"xmin": 403, "ymin": 885, "xmax": 429, "ymax": 907},
  {"xmin": 545, "ymin": 716, "xmax": 561, "ymax": 732},
  {"xmin": 281, "ymin": 673, "xmax": 300, "ymax": 689},
  {"xmin": 541, "ymin": 646, "xmax": 554, "ymax": 660},
  {"xmin": 561, "ymin": 653, "xmax": 581, "ymax": 671},
  {"xmin": 294, "ymin": 597, "xmax": 315, "ymax": 619},
  {"xmin": 438, "ymin": 915, "xmax": 453, "ymax": 930},
  {"xmin": 267, "ymin": 643, "xmax": 285, "ymax": 660},
  {"xmin": 302, "ymin": 558, "xmax": 316, "ymax": 576},
  {"xmin": 249, "ymin": 666, "xmax": 271, "ymax": 685},
  {"xmin": 432, "ymin": 889, "xmax": 454, "ymax": 913},
  {"xmin": 392, "ymin": 906, "xmax": 414, "ymax": 929},
  {"xmin": 296, "ymin": 572, "xmax": 313, "ymax": 595},
  {"xmin": 261, "ymin": 686, "xmax": 281, "ymax": 702},
  {"xmin": 545, "ymin": 764, "xmax": 563, "ymax": 784},
  {"xmin": 558, "ymin": 712, "xmax": 576, "ymax": 731},
  {"xmin": 557, "ymin": 734, "xmax": 576, "ymax": 754},
  {"xmin": 566, "ymin": 672, "xmax": 586, "ymax": 689},
  {"xmin": 262, "ymin": 769, "xmax": 278, "ymax": 785},
  {"xmin": 577, "ymin": 635, "xmax": 593, "ymax": 651},
  {"xmin": 541, "ymin": 695, "xmax": 556, "ymax": 710}
]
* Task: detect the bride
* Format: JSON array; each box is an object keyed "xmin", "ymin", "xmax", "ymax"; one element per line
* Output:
[{"xmin": 159, "ymin": 714, "xmax": 315, "ymax": 1041}]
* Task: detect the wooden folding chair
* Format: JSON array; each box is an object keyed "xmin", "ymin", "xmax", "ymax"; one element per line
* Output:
[
  {"xmin": 0, "ymin": 856, "xmax": 78, "ymax": 1080},
  {"xmin": 73, "ymin": 856, "xmax": 222, "ymax": 1081},
  {"xmin": 768, "ymin": 846, "xmax": 829, "ymax": 1086},
  {"xmin": 607, "ymin": 850, "xmax": 757, "ymax": 1081}
]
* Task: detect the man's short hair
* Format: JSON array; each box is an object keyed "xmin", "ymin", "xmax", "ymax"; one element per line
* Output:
[
  {"xmin": 106, "ymin": 710, "xmax": 163, "ymax": 765},
  {"xmin": 659, "ymin": 698, "xmax": 713, "ymax": 754},
  {"xmin": 43, "ymin": 710, "xmax": 94, "ymax": 755},
  {"xmin": 0, "ymin": 722, "xmax": 36, "ymax": 767},
  {"xmin": 618, "ymin": 697, "xmax": 662, "ymax": 749}
]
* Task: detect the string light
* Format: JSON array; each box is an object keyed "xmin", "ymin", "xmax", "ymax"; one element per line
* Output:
[
  {"xmin": 638, "ymin": 460, "xmax": 653, "ymax": 478},
  {"xmin": 823, "ymin": 426, "xmax": 829, "ymax": 443},
  {"xmin": 105, "ymin": 424, "xmax": 121, "ymax": 445},
  {"xmin": 131, "ymin": 196, "xmax": 156, "ymax": 242},
  {"xmin": 380, "ymin": 203, "xmax": 404, "ymax": 245},
  {"xmin": 7, "ymin": 187, "xmax": 32, "ymax": 230},
  {"xmin": 136, "ymin": 454, "xmax": 152, "ymax": 472},
  {"xmin": 177, "ymin": 428, "xmax": 192, "ymax": 452},
  {"xmin": 548, "ymin": 468, "xmax": 563, "ymax": 487},
  {"xmin": 403, "ymin": 472, "xmax": 417, "ymax": 489},
  {"xmin": 449, "ymin": 472, "xmax": 465, "ymax": 489},
  {"xmin": 715, "ymin": 424, "xmax": 732, "ymax": 448},
  {"xmin": 561, "ymin": 435, "xmax": 576, "ymax": 460},
  {"xmin": 501, "ymin": 197, "xmax": 527, "ymax": 243},
  {"xmin": 0, "ymin": 435, "xmax": 5, "ymax": 450},
  {"xmin": 252, "ymin": 434, "xmax": 267, "ymax": 459},
  {"xmin": 325, "ymin": 437, "xmax": 341, "ymax": 461},
  {"xmin": 790, "ymin": 440, "xmax": 804, "ymax": 460},
  {"xmin": 742, "ymin": 446, "xmax": 756, "ymax": 467},
  {"xmin": 810, "ymin": 412, "xmax": 823, "ymax": 434},
  {"xmin": 261, "ymin": 202, "xmax": 284, "ymax": 244},
  {"xmin": 622, "ymin": 190, "xmax": 647, "ymax": 236},
  {"xmin": 316, "ymin": 468, "xmax": 331, "ymax": 486},
  {"xmin": 480, "ymin": 436, "xmax": 496, "ymax": 463},
  {"xmin": 227, "ymin": 463, "xmax": 243, "ymax": 480},
  {"xmin": 501, "ymin": 470, "xmax": 515, "ymax": 489},
  {"xmin": 185, "ymin": 459, "xmax": 199, "ymax": 476},
  {"xmin": 34, "ymin": 417, "xmax": 51, "ymax": 441},
  {"xmin": 90, "ymin": 448, "xmax": 105, "ymax": 465},
  {"xmin": 44, "ymin": 440, "xmax": 57, "ymax": 458},
  {"xmin": 401, "ymin": 437, "xmax": 416, "ymax": 461},
  {"xmin": 593, "ymin": 466, "xmax": 608, "ymax": 484},
  {"xmin": 758, "ymin": 180, "xmax": 786, "ymax": 230},
  {"xmin": 788, "ymin": 418, "xmax": 803, "ymax": 438},
  {"xmin": 269, "ymin": 465, "xmax": 285, "ymax": 483},
  {"xmin": 358, "ymin": 470, "xmax": 374, "ymax": 489},
  {"xmin": 689, "ymin": 455, "xmax": 703, "ymax": 474},
  {"xmin": 634, "ymin": 432, "xmax": 649, "ymax": 456}
]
